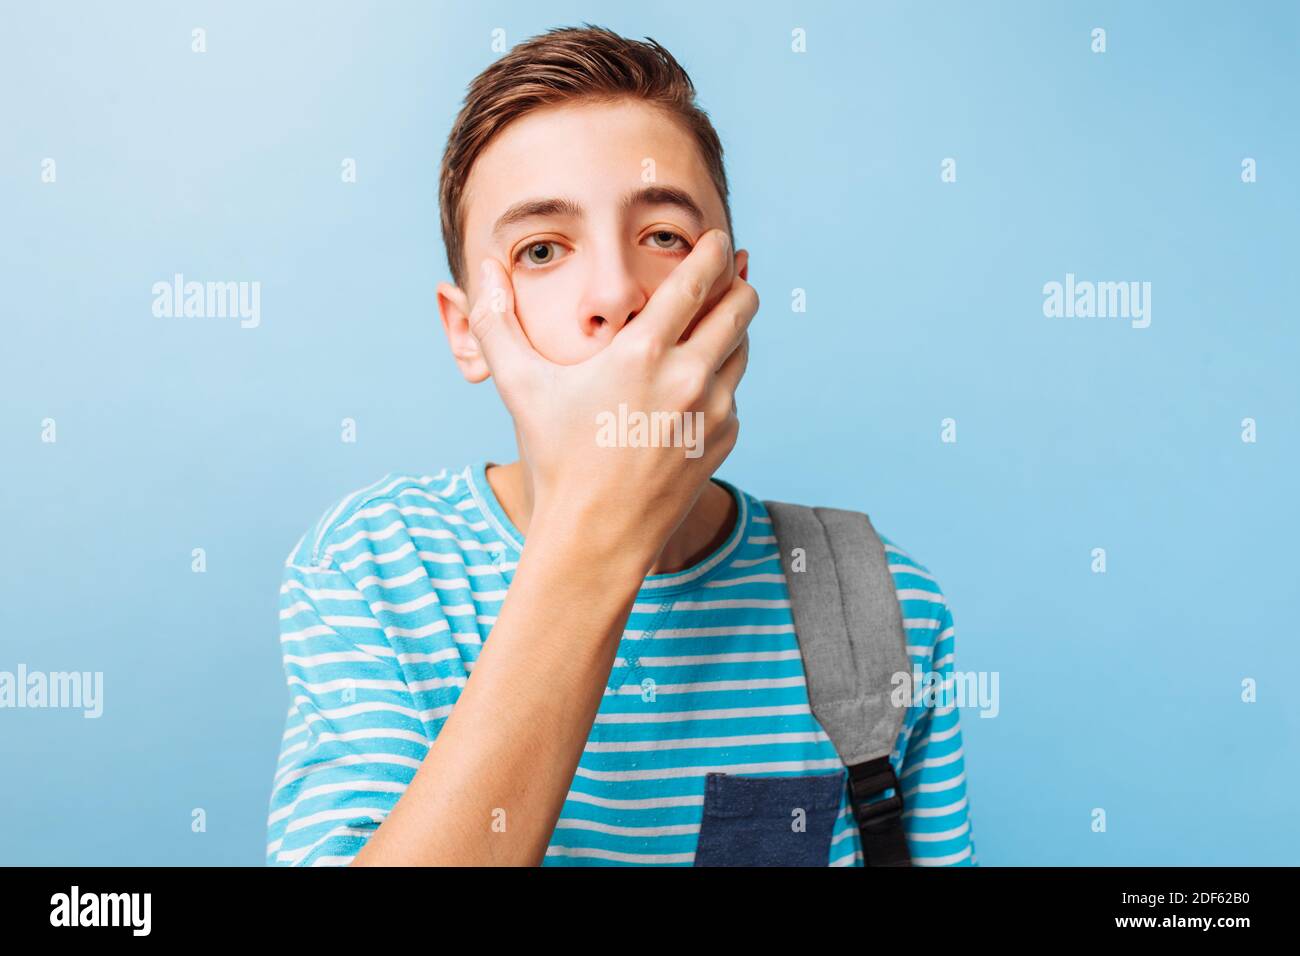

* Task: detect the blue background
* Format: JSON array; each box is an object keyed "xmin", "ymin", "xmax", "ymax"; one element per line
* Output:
[{"xmin": 1, "ymin": 0, "xmax": 1296, "ymax": 865}]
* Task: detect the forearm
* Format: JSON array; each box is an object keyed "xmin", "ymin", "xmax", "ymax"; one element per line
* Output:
[{"xmin": 351, "ymin": 505, "xmax": 656, "ymax": 866}]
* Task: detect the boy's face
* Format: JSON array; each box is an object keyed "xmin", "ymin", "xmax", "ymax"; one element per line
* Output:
[{"xmin": 437, "ymin": 97, "xmax": 748, "ymax": 377}]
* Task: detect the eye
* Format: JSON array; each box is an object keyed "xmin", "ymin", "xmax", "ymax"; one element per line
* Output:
[
  {"xmin": 515, "ymin": 240, "xmax": 568, "ymax": 270},
  {"xmin": 644, "ymin": 229, "xmax": 690, "ymax": 252}
]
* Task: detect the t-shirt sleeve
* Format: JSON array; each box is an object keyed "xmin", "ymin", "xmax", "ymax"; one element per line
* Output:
[
  {"xmin": 898, "ymin": 596, "xmax": 978, "ymax": 865},
  {"xmin": 265, "ymin": 551, "xmax": 430, "ymax": 866}
]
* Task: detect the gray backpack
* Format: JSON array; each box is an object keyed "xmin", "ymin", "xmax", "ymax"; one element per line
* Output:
[{"xmin": 764, "ymin": 501, "xmax": 913, "ymax": 867}]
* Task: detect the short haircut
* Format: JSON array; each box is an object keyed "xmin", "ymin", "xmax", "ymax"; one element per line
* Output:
[{"xmin": 438, "ymin": 23, "xmax": 734, "ymax": 289}]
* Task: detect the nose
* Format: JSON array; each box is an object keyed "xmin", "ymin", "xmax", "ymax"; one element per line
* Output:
[{"xmin": 578, "ymin": 249, "xmax": 646, "ymax": 339}]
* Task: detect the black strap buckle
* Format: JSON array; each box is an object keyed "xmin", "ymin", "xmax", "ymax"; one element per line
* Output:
[{"xmin": 847, "ymin": 756, "xmax": 904, "ymax": 833}]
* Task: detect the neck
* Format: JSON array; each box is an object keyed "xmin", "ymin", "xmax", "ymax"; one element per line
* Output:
[{"xmin": 484, "ymin": 456, "xmax": 738, "ymax": 576}]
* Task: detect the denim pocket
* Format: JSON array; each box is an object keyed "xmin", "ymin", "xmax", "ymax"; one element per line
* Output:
[{"xmin": 692, "ymin": 770, "xmax": 846, "ymax": 867}]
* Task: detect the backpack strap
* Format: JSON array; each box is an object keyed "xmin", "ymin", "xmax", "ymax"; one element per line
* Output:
[{"xmin": 764, "ymin": 501, "xmax": 913, "ymax": 867}]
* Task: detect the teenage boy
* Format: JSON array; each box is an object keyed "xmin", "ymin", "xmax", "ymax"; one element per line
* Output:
[{"xmin": 266, "ymin": 24, "xmax": 976, "ymax": 867}]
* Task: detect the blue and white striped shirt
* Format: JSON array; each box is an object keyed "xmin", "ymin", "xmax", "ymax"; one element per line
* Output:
[{"xmin": 266, "ymin": 462, "xmax": 977, "ymax": 866}]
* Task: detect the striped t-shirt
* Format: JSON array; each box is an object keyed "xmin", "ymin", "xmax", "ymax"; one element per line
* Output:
[{"xmin": 266, "ymin": 462, "xmax": 978, "ymax": 866}]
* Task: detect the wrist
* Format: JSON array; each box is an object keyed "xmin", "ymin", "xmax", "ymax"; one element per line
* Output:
[{"xmin": 526, "ymin": 497, "xmax": 666, "ymax": 581}]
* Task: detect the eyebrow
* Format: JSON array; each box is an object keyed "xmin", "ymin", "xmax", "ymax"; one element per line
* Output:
[{"xmin": 490, "ymin": 185, "xmax": 707, "ymax": 240}]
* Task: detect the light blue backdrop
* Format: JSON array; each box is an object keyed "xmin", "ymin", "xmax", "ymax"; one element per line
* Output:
[{"xmin": 1, "ymin": 0, "xmax": 1296, "ymax": 865}]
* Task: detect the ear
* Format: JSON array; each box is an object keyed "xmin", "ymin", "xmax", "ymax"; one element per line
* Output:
[{"xmin": 436, "ymin": 279, "xmax": 491, "ymax": 384}]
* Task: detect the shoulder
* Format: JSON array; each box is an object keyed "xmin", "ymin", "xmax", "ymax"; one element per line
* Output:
[
  {"xmin": 284, "ymin": 466, "xmax": 480, "ymax": 572},
  {"xmin": 874, "ymin": 530, "xmax": 954, "ymax": 656}
]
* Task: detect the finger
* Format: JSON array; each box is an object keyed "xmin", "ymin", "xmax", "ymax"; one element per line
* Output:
[
  {"xmin": 468, "ymin": 257, "xmax": 538, "ymax": 377},
  {"xmin": 683, "ymin": 246, "xmax": 747, "ymax": 337},
  {"xmin": 682, "ymin": 275, "xmax": 759, "ymax": 372},
  {"xmin": 713, "ymin": 330, "xmax": 750, "ymax": 398},
  {"xmin": 624, "ymin": 229, "xmax": 732, "ymax": 349}
]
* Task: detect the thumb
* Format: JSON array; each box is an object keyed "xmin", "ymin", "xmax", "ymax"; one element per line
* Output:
[{"xmin": 469, "ymin": 257, "xmax": 536, "ymax": 376}]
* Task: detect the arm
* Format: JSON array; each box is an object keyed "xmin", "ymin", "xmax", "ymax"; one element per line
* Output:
[
  {"xmin": 266, "ymin": 507, "xmax": 658, "ymax": 867},
  {"xmin": 899, "ymin": 598, "xmax": 978, "ymax": 865},
  {"xmin": 350, "ymin": 230, "xmax": 756, "ymax": 865},
  {"xmin": 267, "ymin": 556, "xmax": 428, "ymax": 866},
  {"xmin": 350, "ymin": 504, "xmax": 654, "ymax": 865}
]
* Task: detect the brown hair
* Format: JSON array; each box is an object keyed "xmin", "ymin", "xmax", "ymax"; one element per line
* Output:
[{"xmin": 438, "ymin": 23, "xmax": 733, "ymax": 289}]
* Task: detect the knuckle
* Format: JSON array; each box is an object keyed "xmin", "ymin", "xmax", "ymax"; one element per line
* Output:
[
  {"xmin": 682, "ymin": 272, "xmax": 708, "ymax": 306},
  {"xmin": 678, "ymin": 361, "xmax": 711, "ymax": 403},
  {"xmin": 628, "ymin": 334, "xmax": 662, "ymax": 366},
  {"xmin": 718, "ymin": 414, "xmax": 740, "ymax": 452},
  {"xmin": 723, "ymin": 338, "xmax": 749, "ymax": 377}
]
